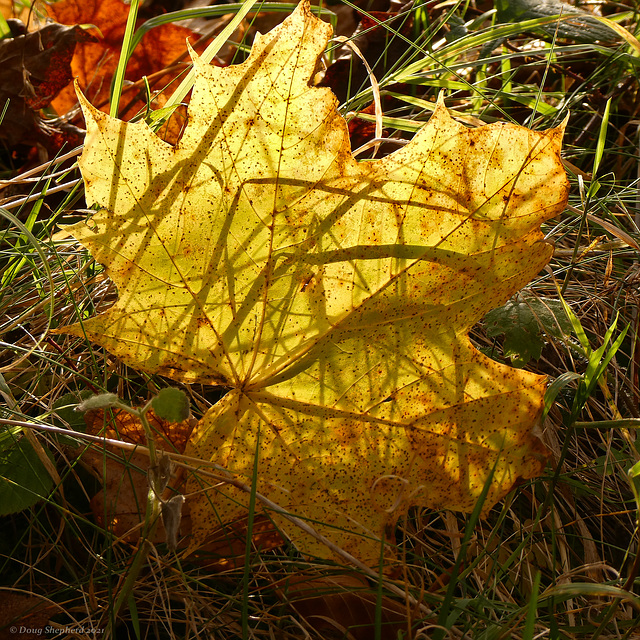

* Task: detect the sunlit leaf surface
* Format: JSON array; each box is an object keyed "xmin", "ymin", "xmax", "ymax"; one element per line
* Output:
[{"xmin": 60, "ymin": 0, "xmax": 568, "ymax": 564}]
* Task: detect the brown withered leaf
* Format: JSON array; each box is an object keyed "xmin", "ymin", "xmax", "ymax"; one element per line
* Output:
[
  {"xmin": 0, "ymin": 593, "xmax": 54, "ymax": 640},
  {"xmin": 80, "ymin": 408, "xmax": 193, "ymax": 543},
  {"xmin": 0, "ymin": 21, "xmax": 92, "ymax": 154},
  {"xmin": 80, "ymin": 407, "xmax": 284, "ymax": 560},
  {"xmin": 187, "ymin": 515, "xmax": 284, "ymax": 570},
  {"xmin": 347, "ymin": 101, "xmax": 387, "ymax": 156},
  {"xmin": 282, "ymin": 574, "xmax": 407, "ymax": 640}
]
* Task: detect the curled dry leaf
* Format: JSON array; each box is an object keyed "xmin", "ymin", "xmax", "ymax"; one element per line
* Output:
[{"xmin": 58, "ymin": 0, "xmax": 568, "ymax": 565}]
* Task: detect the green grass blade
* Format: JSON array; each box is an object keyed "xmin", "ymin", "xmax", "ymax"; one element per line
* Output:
[
  {"xmin": 591, "ymin": 96, "xmax": 612, "ymax": 179},
  {"xmin": 0, "ymin": 14, "xmax": 10, "ymax": 38},
  {"xmin": 110, "ymin": 0, "xmax": 141, "ymax": 117},
  {"xmin": 128, "ymin": 3, "xmax": 335, "ymax": 56},
  {"xmin": 543, "ymin": 372, "xmax": 582, "ymax": 420},
  {"xmin": 522, "ymin": 572, "xmax": 542, "ymax": 640}
]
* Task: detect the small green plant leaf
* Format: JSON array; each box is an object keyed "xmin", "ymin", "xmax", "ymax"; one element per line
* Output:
[
  {"xmin": 485, "ymin": 296, "xmax": 572, "ymax": 365},
  {"xmin": 151, "ymin": 388, "xmax": 190, "ymax": 423},
  {"xmin": 0, "ymin": 428, "xmax": 54, "ymax": 515}
]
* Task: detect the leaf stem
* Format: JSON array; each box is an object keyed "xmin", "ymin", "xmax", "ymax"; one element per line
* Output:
[{"xmin": 101, "ymin": 401, "xmax": 162, "ymax": 638}]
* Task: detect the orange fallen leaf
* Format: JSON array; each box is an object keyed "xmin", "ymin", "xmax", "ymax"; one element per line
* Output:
[
  {"xmin": 47, "ymin": 0, "xmax": 199, "ymax": 127},
  {"xmin": 83, "ymin": 406, "xmax": 193, "ymax": 451},
  {"xmin": 80, "ymin": 407, "xmax": 284, "ymax": 560}
]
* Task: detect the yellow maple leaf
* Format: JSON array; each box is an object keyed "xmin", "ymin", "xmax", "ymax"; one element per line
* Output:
[{"xmin": 59, "ymin": 0, "xmax": 568, "ymax": 565}]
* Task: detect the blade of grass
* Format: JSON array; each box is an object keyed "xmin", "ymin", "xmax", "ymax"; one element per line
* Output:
[
  {"xmin": 591, "ymin": 14, "xmax": 640, "ymax": 56},
  {"xmin": 434, "ymin": 459, "xmax": 500, "ymax": 639},
  {"xmin": 591, "ymin": 96, "xmax": 612, "ymax": 181},
  {"xmin": 543, "ymin": 372, "xmax": 582, "ymax": 420},
  {"xmin": 110, "ymin": 0, "xmax": 142, "ymax": 118},
  {"xmin": 0, "ymin": 207, "xmax": 54, "ymax": 372},
  {"xmin": 0, "ymin": 13, "xmax": 10, "ymax": 38},
  {"xmin": 128, "ymin": 3, "xmax": 336, "ymax": 56},
  {"xmin": 1, "ymin": 181, "xmax": 48, "ymax": 287},
  {"xmin": 522, "ymin": 572, "xmax": 542, "ymax": 640}
]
